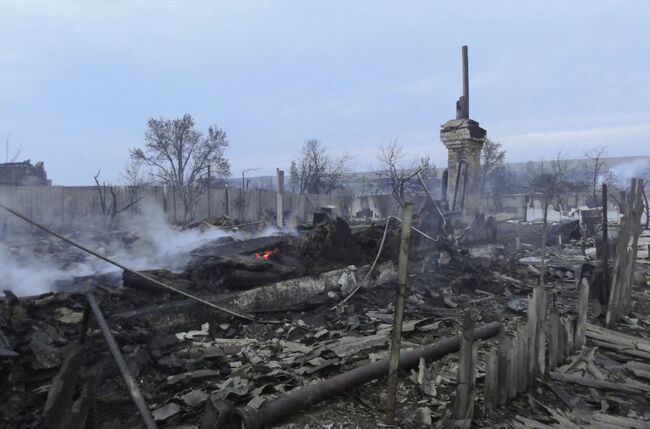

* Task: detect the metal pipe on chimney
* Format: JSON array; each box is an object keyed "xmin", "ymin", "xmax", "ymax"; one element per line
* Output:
[{"xmin": 462, "ymin": 45, "xmax": 469, "ymax": 119}]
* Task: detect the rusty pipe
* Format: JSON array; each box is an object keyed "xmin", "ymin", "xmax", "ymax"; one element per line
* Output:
[{"xmin": 225, "ymin": 321, "xmax": 502, "ymax": 429}]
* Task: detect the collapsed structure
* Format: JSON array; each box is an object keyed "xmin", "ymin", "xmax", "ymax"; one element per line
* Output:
[{"xmin": 0, "ymin": 160, "xmax": 50, "ymax": 186}]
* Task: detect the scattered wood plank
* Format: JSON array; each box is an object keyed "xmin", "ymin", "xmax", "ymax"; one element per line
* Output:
[{"xmin": 549, "ymin": 371, "xmax": 644, "ymax": 394}]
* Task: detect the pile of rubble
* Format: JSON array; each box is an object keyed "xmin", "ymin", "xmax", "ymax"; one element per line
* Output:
[{"xmin": 1, "ymin": 214, "xmax": 650, "ymax": 428}]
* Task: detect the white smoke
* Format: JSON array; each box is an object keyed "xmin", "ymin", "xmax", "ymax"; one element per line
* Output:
[
  {"xmin": 0, "ymin": 245, "xmax": 98, "ymax": 296},
  {"xmin": 0, "ymin": 202, "xmax": 290, "ymax": 297},
  {"xmin": 610, "ymin": 159, "xmax": 650, "ymax": 184}
]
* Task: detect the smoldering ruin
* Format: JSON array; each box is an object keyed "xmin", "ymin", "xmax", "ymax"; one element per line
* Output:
[{"xmin": 1, "ymin": 45, "xmax": 650, "ymax": 429}]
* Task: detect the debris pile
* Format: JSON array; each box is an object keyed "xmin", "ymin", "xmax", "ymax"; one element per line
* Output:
[{"xmin": 1, "ymin": 208, "xmax": 650, "ymax": 428}]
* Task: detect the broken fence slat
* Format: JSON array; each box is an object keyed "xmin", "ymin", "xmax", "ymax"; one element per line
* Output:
[
  {"xmin": 564, "ymin": 316, "xmax": 575, "ymax": 355},
  {"xmin": 575, "ymin": 277, "xmax": 590, "ymax": 350},
  {"xmin": 484, "ymin": 350, "xmax": 498, "ymax": 411},
  {"xmin": 453, "ymin": 315, "xmax": 475, "ymax": 420},
  {"xmin": 549, "ymin": 371, "xmax": 643, "ymax": 394},
  {"xmin": 517, "ymin": 326, "xmax": 528, "ymax": 394},
  {"xmin": 507, "ymin": 332, "xmax": 519, "ymax": 400},
  {"xmin": 497, "ymin": 331, "xmax": 509, "ymax": 405},
  {"xmin": 548, "ymin": 309, "xmax": 560, "ymax": 370},
  {"xmin": 527, "ymin": 294, "xmax": 538, "ymax": 387},
  {"xmin": 534, "ymin": 287, "xmax": 547, "ymax": 378}
]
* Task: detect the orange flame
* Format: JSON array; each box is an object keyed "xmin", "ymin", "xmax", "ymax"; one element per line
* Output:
[{"xmin": 255, "ymin": 250, "xmax": 274, "ymax": 260}]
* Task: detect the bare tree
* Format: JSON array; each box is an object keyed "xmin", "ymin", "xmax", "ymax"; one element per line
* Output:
[
  {"xmin": 289, "ymin": 160, "xmax": 299, "ymax": 193},
  {"xmin": 585, "ymin": 146, "xmax": 607, "ymax": 208},
  {"xmin": 480, "ymin": 139, "xmax": 506, "ymax": 194},
  {"xmin": 551, "ymin": 151, "xmax": 569, "ymax": 211},
  {"xmin": 296, "ymin": 139, "xmax": 351, "ymax": 194},
  {"xmin": 375, "ymin": 140, "xmax": 430, "ymax": 207},
  {"xmin": 131, "ymin": 114, "xmax": 230, "ymax": 221},
  {"xmin": 93, "ymin": 170, "xmax": 143, "ymax": 225},
  {"xmin": 120, "ymin": 159, "xmax": 148, "ymax": 187}
]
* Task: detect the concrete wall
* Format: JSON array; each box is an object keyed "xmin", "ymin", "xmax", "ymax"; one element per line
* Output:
[{"xmin": 0, "ymin": 185, "xmax": 415, "ymax": 239}]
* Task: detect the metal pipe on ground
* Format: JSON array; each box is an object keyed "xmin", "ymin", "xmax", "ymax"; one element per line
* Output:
[
  {"xmin": 85, "ymin": 292, "xmax": 158, "ymax": 429},
  {"xmin": 224, "ymin": 321, "xmax": 502, "ymax": 429}
]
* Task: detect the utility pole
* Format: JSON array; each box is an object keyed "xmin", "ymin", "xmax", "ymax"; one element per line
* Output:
[
  {"xmin": 207, "ymin": 164, "xmax": 212, "ymax": 219},
  {"xmin": 276, "ymin": 168, "xmax": 284, "ymax": 228}
]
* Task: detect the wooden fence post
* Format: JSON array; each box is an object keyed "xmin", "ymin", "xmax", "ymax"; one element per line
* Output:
[{"xmin": 384, "ymin": 203, "xmax": 413, "ymax": 426}]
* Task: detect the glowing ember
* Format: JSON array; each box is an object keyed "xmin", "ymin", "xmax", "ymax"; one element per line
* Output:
[{"xmin": 254, "ymin": 250, "xmax": 274, "ymax": 260}]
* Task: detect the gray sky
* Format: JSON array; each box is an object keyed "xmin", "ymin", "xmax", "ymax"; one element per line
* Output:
[{"xmin": 1, "ymin": 1, "xmax": 649, "ymax": 185}]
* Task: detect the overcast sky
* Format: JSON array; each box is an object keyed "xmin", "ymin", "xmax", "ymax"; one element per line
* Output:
[{"xmin": 1, "ymin": 1, "xmax": 649, "ymax": 185}]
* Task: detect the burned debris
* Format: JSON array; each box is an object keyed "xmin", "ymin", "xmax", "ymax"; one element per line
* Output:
[
  {"xmin": 2, "ymin": 172, "xmax": 649, "ymax": 429},
  {"xmin": 1, "ymin": 46, "xmax": 650, "ymax": 429}
]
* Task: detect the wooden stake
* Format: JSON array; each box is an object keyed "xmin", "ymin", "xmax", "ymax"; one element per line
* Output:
[
  {"xmin": 497, "ymin": 331, "xmax": 509, "ymax": 405},
  {"xmin": 534, "ymin": 184, "xmax": 549, "ymax": 377},
  {"xmin": 549, "ymin": 308, "xmax": 560, "ymax": 370},
  {"xmin": 453, "ymin": 314, "xmax": 475, "ymax": 420},
  {"xmin": 527, "ymin": 294, "xmax": 537, "ymax": 387},
  {"xmin": 575, "ymin": 277, "xmax": 590, "ymax": 349},
  {"xmin": 606, "ymin": 178, "xmax": 643, "ymax": 326},
  {"xmin": 484, "ymin": 350, "xmax": 498, "ymax": 411},
  {"xmin": 507, "ymin": 332, "xmax": 518, "ymax": 400},
  {"xmin": 530, "ymin": 286, "xmax": 547, "ymax": 379},
  {"xmin": 517, "ymin": 326, "xmax": 528, "ymax": 394},
  {"xmin": 564, "ymin": 316, "xmax": 575, "ymax": 354},
  {"xmin": 515, "ymin": 236, "xmax": 521, "ymax": 250},
  {"xmin": 622, "ymin": 179, "xmax": 644, "ymax": 314},
  {"xmin": 537, "ymin": 292, "xmax": 547, "ymax": 377},
  {"xmin": 557, "ymin": 316, "xmax": 566, "ymax": 364},
  {"xmin": 384, "ymin": 203, "xmax": 413, "ymax": 426}
]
